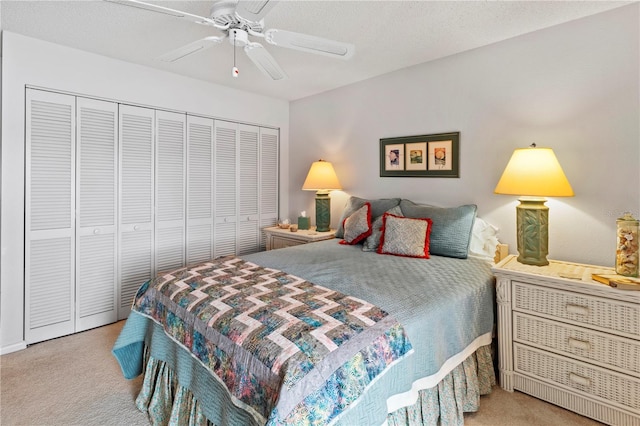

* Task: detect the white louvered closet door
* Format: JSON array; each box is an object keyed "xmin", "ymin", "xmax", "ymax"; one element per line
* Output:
[
  {"xmin": 214, "ymin": 120, "xmax": 238, "ymax": 257},
  {"xmin": 186, "ymin": 116, "xmax": 214, "ymax": 265},
  {"xmin": 155, "ymin": 111, "xmax": 186, "ymax": 273},
  {"xmin": 25, "ymin": 89, "xmax": 76, "ymax": 344},
  {"xmin": 238, "ymin": 124, "xmax": 260, "ymax": 255},
  {"xmin": 76, "ymin": 98, "xmax": 118, "ymax": 332},
  {"xmin": 259, "ymin": 127, "xmax": 279, "ymax": 251},
  {"xmin": 119, "ymin": 105, "xmax": 155, "ymax": 319}
]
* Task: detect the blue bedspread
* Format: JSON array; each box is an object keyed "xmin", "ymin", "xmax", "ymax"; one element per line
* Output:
[{"xmin": 113, "ymin": 239, "xmax": 494, "ymax": 425}]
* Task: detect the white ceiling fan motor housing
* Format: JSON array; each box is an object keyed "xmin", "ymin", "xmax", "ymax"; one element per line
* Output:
[
  {"xmin": 210, "ymin": 0, "xmax": 264, "ymax": 33},
  {"xmin": 210, "ymin": 0, "xmax": 238, "ymax": 26},
  {"xmin": 229, "ymin": 28, "xmax": 249, "ymax": 47}
]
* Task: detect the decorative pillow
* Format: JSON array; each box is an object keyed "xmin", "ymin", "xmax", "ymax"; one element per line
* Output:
[
  {"xmin": 377, "ymin": 213, "xmax": 433, "ymax": 258},
  {"xmin": 336, "ymin": 196, "xmax": 401, "ymax": 238},
  {"xmin": 339, "ymin": 203, "xmax": 372, "ymax": 245},
  {"xmin": 399, "ymin": 200, "xmax": 477, "ymax": 259},
  {"xmin": 362, "ymin": 205, "xmax": 403, "ymax": 252},
  {"xmin": 469, "ymin": 217, "xmax": 500, "ymax": 261}
]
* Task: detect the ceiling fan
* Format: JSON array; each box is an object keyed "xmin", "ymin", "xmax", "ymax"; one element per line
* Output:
[{"xmin": 105, "ymin": 0, "xmax": 356, "ymax": 81}]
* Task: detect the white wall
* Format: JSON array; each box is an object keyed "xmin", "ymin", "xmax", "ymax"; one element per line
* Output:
[
  {"xmin": 289, "ymin": 4, "xmax": 639, "ymax": 268},
  {"xmin": 0, "ymin": 31, "xmax": 289, "ymax": 353}
]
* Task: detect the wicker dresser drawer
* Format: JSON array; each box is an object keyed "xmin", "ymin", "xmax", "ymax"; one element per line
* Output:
[
  {"xmin": 513, "ymin": 281, "xmax": 640, "ymax": 339},
  {"xmin": 514, "ymin": 343, "xmax": 640, "ymax": 413},
  {"xmin": 514, "ymin": 312, "xmax": 640, "ymax": 378}
]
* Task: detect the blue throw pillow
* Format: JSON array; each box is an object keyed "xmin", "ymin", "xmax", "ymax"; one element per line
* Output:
[
  {"xmin": 362, "ymin": 205, "xmax": 403, "ymax": 252},
  {"xmin": 336, "ymin": 196, "xmax": 401, "ymax": 238},
  {"xmin": 399, "ymin": 199, "xmax": 477, "ymax": 259}
]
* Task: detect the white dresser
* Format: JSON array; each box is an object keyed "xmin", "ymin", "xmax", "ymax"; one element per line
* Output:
[{"xmin": 493, "ymin": 255, "xmax": 640, "ymax": 425}]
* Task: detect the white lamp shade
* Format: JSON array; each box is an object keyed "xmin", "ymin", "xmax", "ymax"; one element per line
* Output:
[
  {"xmin": 302, "ymin": 160, "xmax": 342, "ymax": 191},
  {"xmin": 494, "ymin": 147, "xmax": 574, "ymax": 197}
]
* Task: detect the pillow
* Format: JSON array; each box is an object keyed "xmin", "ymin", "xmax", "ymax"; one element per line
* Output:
[
  {"xmin": 336, "ymin": 196, "xmax": 401, "ymax": 238},
  {"xmin": 377, "ymin": 213, "xmax": 433, "ymax": 258},
  {"xmin": 362, "ymin": 205, "xmax": 403, "ymax": 252},
  {"xmin": 339, "ymin": 203, "xmax": 372, "ymax": 245},
  {"xmin": 469, "ymin": 217, "xmax": 500, "ymax": 261},
  {"xmin": 399, "ymin": 199, "xmax": 477, "ymax": 259}
]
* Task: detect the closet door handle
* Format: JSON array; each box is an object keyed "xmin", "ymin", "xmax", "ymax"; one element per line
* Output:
[
  {"xmin": 93, "ymin": 229, "xmax": 100, "ymax": 235},
  {"xmin": 569, "ymin": 373, "xmax": 591, "ymax": 387},
  {"xmin": 133, "ymin": 225, "xmax": 140, "ymax": 231},
  {"xmin": 568, "ymin": 337, "xmax": 591, "ymax": 351},
  {"xmin": 566, "ymin": 304, "xmax": 589, "ymax": 316}
]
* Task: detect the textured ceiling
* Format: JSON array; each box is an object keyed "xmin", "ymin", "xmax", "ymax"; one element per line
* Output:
[{"xmin": 0, "ymin": 0, "xmax": 631, "ymax": 101}]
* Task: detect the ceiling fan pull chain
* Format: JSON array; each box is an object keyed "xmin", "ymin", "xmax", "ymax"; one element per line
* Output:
[{"xmin": 232, "ymin": 34, "xmax": 239, "ymax": 78}]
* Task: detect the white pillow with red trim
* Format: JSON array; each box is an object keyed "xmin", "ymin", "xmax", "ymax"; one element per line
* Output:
[
  {"xmin": 339, "ymin": 202, "xmax": 372, "ymax": 245},
  {"xmin": 377, "ymin": 213, "xmax": 433, "ymax": 258}
]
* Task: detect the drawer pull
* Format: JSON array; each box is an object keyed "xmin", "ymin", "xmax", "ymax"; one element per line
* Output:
[
  {"xmin": 568, "ymin": 337, "xmax": 591, "ymax": 351},
  {"xmin": 566, "ymin": 304, "xmax": 589, "ymax": 316},
  {"xmin": 569, "ymin": 372, "xmax": 591, "ymax": 387}
]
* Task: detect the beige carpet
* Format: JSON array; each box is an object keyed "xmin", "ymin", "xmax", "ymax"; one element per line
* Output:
[{"xmin": 0, "ymin": 321, "xmax": 601, "ymax": 425}]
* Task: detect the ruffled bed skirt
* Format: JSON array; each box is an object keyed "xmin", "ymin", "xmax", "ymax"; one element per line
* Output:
[
  {"xmin": 386, "ymin": 345, "xmax": 495, "ymax": 425},
  {"xmin": 135, "ymin": 344, "xmax": 495, "ymax": 426}
]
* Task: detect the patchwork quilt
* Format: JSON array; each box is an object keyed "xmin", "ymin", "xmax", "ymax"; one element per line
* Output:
[{"xmin": 131, "ymin": 255, "xmax": 413, "ymax": 425}]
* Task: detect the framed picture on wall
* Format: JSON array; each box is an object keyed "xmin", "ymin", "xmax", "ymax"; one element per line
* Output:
[
  {"xmin": 383, "ymin": 143, "xmax": 405, "ymax": 171},
  {"xmin": 405, "ymin": 142, "xmax": 427, "ymax": 171},
  {"xmin": 428, "ymin": 140, "xmax": 453, "ymax": 171},
  {"xmin": 379, "ymin": 132, "xmax": 459, "ymax": 177}
]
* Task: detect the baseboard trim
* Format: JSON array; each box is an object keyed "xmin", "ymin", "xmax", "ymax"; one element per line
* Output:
[{"xmin": 1, "ymin": 341, "xmax": 27, "ymax": 355}]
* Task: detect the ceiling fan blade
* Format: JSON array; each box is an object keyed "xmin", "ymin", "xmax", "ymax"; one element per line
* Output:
[
  {"xmin": 104, "ymin": 0, "xmax": 219, "ymax": 27},
  {"xmin": 235, "ymin": 0, "xmax": 278, "ymax": 22},
  {"xmin": 244, "ymin": 42, "xmax": 287, "ymax": 81},
  {"xmin": 157, "ymin": 36, "xmax": 226, "ymax": 63},
  {"xmin": 264, "ymin": 29, "xmax": 355, "ymax": 60}
]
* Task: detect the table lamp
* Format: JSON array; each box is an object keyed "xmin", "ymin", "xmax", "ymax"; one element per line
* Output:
[
  {"xmin": 302, "ymin": 160, "xmax": 342, "ymax": 232},
  {"xmin": 494, "ymin": 144, "xmax": 574, "ymax": 266}
]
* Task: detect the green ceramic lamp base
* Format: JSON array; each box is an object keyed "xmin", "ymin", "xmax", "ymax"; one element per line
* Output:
[
  {"xmin": 516, "ymin": 197, "xmax": 549, "ymax": 266},
  {"xmin": 315, "ymin": 191, "xmax": 331, "ymax": 232}
]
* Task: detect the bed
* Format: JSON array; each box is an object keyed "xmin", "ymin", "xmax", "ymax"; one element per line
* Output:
[{"xmin": 113, "ymin": 197, "xmax": 502, "ymax": 426}]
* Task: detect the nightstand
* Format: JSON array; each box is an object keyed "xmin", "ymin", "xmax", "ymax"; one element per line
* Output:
[
  {"xmin": 263, "ymin": 226, "xmax": 336, "ymax": 251},
  {"xmin": 492, "ymin": 255, "xmax": 640, "ymax": 425}
]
